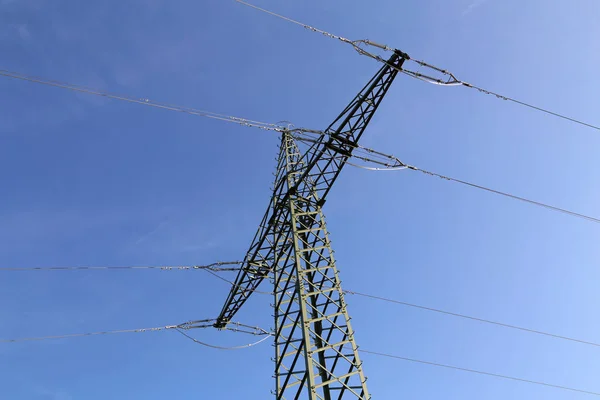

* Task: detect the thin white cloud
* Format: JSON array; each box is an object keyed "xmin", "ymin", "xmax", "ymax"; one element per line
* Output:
[
  {"xmin": 17, "ymin": 24, "xmax": 30, "ymax": 40},
  {"xmin": 134, "ymin": 218, "xmax": 171, "ymax": 245},
  {"xmin": 462, "ymin": 0, "xmax": 489, "ymax": 16},
  {"xmin": 33, "ymin": 387, "xmax": 73, "ymax": 400}
]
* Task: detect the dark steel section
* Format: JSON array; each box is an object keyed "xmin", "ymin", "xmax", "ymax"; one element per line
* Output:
[{"xmin": 215, "ymin": 52, "xmax": 406, "ymax": 330}]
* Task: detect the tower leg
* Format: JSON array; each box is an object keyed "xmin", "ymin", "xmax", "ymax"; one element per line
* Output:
[{"xmin": 273, "ymin": 132, "xmax": 369, "ymax": 400}]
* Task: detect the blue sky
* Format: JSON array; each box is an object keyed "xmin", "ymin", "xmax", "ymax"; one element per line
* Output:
[{"xmin": 1, "ymin": 0, "xmax": 600, "ymax": 398}]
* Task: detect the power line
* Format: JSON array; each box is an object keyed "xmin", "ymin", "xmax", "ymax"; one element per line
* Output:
[
  {"xmin": 344, "ymin": 290, "xmax": 600, "ymax": 348},
  {"xmin": 202, "ymin": 268, "xmax": 274, "ymax": 295},
  {"xmin": 0, "ymin": 322, "xmax": 191, "ymax": 343},
  {"xmin": 6, "ymin": 65, "xmax": 588, "ymax": 224},
  {"xmin": 406, "ymin": 165, "xmax": 600, "ymax": 224},
  {"xmin": 0, "ymin": 261, "xmax": 243, "ymax": 272},
  {"xmin": 237, "ymin": 0, "xmax": 600, "ymax": 132},
  {"xmin": 348, "ymin": 145, "xmax": 600, "ymax": 225},
  {"xmin": 0, "ymin": 69, "xmax": 322, "ymax": 138},
  {"xmin": 208, "ymin": 270, "xmax": 600, "ymax": 349},
  {"xmin": 10, "ymin": 262, "xmax": 597, "ymax": 349},
  {"xmin": 237, "ymin": 0, "xmax": 351, "ymax": 44},
  {"xmin": 361, "ymin": 350, "xmax": 600, "ymax": 397},
  {"xmin": 0, "ymin": 319, "xmax": 270, "ymax": 350},
  {"xmin": 174, "ymin": 327, "xmax": 271, "ymax": 350},
  {"xmin": 204, "ymin": 267, "xmax": 600, "ymax": 350},
  {"xmin": 461, "ymin": 82, "xmax": 600, "ymax": 131},
  {"xmin": 4, "ymin": 317, "xmax": 597, "ymax": 396}
]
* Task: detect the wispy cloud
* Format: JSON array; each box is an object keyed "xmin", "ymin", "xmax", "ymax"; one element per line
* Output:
[
  {"xmin": 33, "ymin": 386, "xmax": 73, "ymax": 400},
  {"xmin": 16, "ymin": 24, "xmax": 30, "ymax": 40},
  {"xmin": 462, "ymin": 0, "xmax": 489, "ymax": 16},
  {"xmin": 0, "ymin": 23, "xmax": 31, "ymax": 42},
  {"xmin": 0, "ymin": 208, "xmax": 142, "ymax": 256},
  {"xmin": 130, "ymin": 218, "xmax": 222, "ymax": 255},
  {"xmin": 134, "ymin": 217, "xmax": 171, "ymax": 245},
  {"xmin": 124, "ymin": 205, "xmax": 234, "ymax": 257}
]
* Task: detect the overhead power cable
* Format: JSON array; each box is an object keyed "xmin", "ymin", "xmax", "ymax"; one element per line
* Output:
[
  {"xmin": 16, "ymin": 261, "xmax": 598, "ymax": 349},
  {"xmin": 345, "ymin": 290, "xmax": 600, "ymax": 348},
  {"xmin": 174, "ymin": 327, "xmax": 271, "ymax": 350},
  {"xmin": 4, "ymin": 318, "xmax": 597, "ymax": 396},
  {"xmin": 349, "ymin": 145, "xmax": 600, "ymax": 225},
  {"xmin": 207, "ymin": 268, "xmax": 600, "ymax": 349},
  {"xmin": 237, "ymin": 0, "xmax": 600, "ymax": 132},
  {"xmin": 203, "ymin": 268, "xmax": 274, "ymax": 295},
  {"xmin": 5, "ymin": 65, "xmax": 588, "ymax": 223},
  {"xmin": 0, "ymin": 261, "xmax": 242, "ymax": 272},
  {"xmin": 0, "ymin": 69, "xmax": 322, "ymax": 137},
  {"xmin": 406, "ymin": 165, "xmax": 600, "ymax": 224},
  {"xmin": 459, "ymin": 81, "xmax": 600, "ymax": 132},
  {"xmin": 204, "ymin": 266, "xmax": 600, "ymax": 350},
  {"xmin": 0, "ymin": 319, "xmax": 211, "ymax": 343},
  {"xmin": 361, "ymin": 350, "xmax": 600, "ymax": 397},
  {"xmin": 0, "ymin": 325, "xmax": 177, "ymax": 343},
  {"xmin": 0, "ymin": 318, "xmax": 270, "ymax": 351}
]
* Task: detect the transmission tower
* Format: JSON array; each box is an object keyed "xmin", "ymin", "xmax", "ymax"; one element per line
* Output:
[{"xmin": 215, "ymin": 50, "xmax": 408, "ymax": 399}]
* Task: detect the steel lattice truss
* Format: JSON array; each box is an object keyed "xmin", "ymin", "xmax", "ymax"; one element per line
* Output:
[
  {"xmin": 215, "ymin": 51, "xmax": 407, "ymax": 399},
  {"xmin": 272, "ymin": 132, "xmax": 367, "ymax": 399}
]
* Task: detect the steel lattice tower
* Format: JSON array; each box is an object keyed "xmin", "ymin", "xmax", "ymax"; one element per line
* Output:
[{"xmin": 215, "ymin": 50, "xmax": 407, "ymax": 399}]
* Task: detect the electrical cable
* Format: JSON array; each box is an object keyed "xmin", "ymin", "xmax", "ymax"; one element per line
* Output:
[
  {"xmin": 348, "ymin": 145, "xmax": 600, "ymax": 225},
  {"xmin": 361, "ymin": 350, "xmax": 600, "ymax": 397},
  {"xmin": 344, "ymin": 290, "xmax": 600, "ymax": 348},
  {"xmin": 461, "ymin": 82, "xmax": 600, "ymax": 132},
  {"xmin": 237, "ymin": 0, "xmax": 600, "ymax": 132},
  {"xmin": 203, "ymin": 268, "xmax": 274, "ymax": 295},
  {"xmin": 0, "ymin": 318, "xmax": 268, "ymax": 345},
  {"xmin": 0, "ymin": 261, "xmax": 243, "ymax": 272},
  {"xmin": 4, "ymin": 318, "xmax": 596, "ymax": 395},
  {"xmin": 10, "ymin": 261, "xmax": 598, "ymax": 349},
  {"xmin": 207, "ymin": 267, "xmax": 600, "ymax": 350},
  {"xmin": 7, "ymin": 64, "xmax": 588, "ymax": 223},
  {"xmin": 0, "ymin": 69, "xmax": 322, "ymax": 138},
  {"xmin": 0, "ymin": 325, "xmax": 178, "ymax": 343},
  {"xmin": 405, "ymin": 164, "xmax": 600, "ymax": 224},
  {"xmin": 236, "ymin": 0, "xmax": 352, "ymax": 44},
  {"xmin": 174, "ymin": 327, "xmax": 271, "ymax": 350},
  {"xmin": 346, "ymin": 160, "xmax": 407, "ymax": 171}
]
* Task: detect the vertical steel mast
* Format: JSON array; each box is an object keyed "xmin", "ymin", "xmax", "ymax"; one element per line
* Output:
[{"xmin": 215, "ymin": 50, "xmax": 407, "ymax": 399}]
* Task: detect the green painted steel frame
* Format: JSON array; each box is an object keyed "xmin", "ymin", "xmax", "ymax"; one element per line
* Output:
[{"xmin": 273, "ymin": 132, "xmax": 367, "ymax": 399}]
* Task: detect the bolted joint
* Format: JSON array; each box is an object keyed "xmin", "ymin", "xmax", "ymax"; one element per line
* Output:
[
  {"xmin": 213, "ymin": 319, "xmax": 229, "ymax": 329},
  {"xmin": 393, "ymin": 48, "xmax": 410, "ymax": 60}
]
